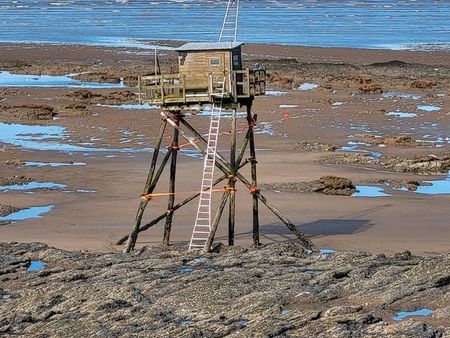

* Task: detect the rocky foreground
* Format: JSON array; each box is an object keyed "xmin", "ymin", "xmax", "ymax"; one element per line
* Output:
[{"xmin": 1, "ymin": 242, "xmax": 449, "ymax": 337}]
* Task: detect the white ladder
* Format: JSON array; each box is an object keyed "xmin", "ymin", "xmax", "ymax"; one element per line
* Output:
[
  {"xmin": 219, "ymin": 0, "xmax": 240, "ymax": 43},
  {"xmin": 189, "ymin": 80, "xmax": 226, "ymax": 251}
]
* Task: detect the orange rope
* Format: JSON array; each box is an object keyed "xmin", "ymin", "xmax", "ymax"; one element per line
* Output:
[{"xmin": 141, "ymin": 187, "xmax": 229, "ymax": 200}]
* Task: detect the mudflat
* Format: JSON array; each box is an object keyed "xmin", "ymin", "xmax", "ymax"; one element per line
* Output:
[{"xmin": 0, "ymin": 42, "xmax": 449, "ymax": 255}]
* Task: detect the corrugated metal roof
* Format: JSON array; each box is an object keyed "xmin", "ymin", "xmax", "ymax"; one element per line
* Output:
[{"xmin": 176, "ymin": 42, "xmax": 243, "ymax": 52}]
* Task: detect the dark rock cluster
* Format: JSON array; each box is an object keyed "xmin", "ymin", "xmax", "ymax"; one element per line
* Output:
[
  {"xmin": 0, "ymin": 104, "xmax": 55, "ymax": 120},
  {"xmin": 0, "ymin": 175, "xmax": 33, "ymax": 186},
  {"xmin": 0, "ymin": 242, "xmax": 448, "ymax": 337},
  {"xmin": 261, "ymin": 176, "xmax": 357, "ymax": 196}
]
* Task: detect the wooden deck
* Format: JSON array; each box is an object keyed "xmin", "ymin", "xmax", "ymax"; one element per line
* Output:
[{"xmin": 138, "ymin": 68, "xmax": 266, "ymax": 109}]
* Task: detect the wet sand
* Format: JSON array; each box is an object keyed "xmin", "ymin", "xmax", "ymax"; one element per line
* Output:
[{"xmin": 0, "ymin": 43, "xmax": 449, "ymax": 255}]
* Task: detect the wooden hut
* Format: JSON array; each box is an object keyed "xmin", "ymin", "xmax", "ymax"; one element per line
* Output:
[{"xmin": 138, "ymin": 42, "xmax": 266, "ymax": 110}]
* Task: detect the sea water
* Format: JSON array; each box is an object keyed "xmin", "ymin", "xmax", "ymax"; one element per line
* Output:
[{"xmin": 0, "ymin": 1, "xmax": 448, "ymax": 50}]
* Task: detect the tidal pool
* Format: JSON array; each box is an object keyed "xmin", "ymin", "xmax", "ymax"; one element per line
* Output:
[
  {"xmin": 0, "ymin": 71, "xmax": 125, "ymax": 88},
  {"xmin": 386, "ymin": 111, "xmax": 417, "ymax": 118},
  {"xmin": 0, "ymin": 182, "xmax": 66, "ymax": 192},
  {"xmin": 415, "ymin": 174, "xmax": 450, "ymax": 195},
  {"xmin": 352, "ymin": 186, "xmax": 391, "ymax": 197},
  {"xmin": 27, "ymin": 260, "xmax": 45, "ymax": 272},
  {"xmin": 25, "ymin": 161, "xmax": 86, "ymax": 167},
  {"xmin": 177, "ymin": 267, "xmax": 193, "ymax": 274},
  {"xmin": 279, "ymin": 104, "xmax": 299, "ymax": 108},
  {"xmin": 198, "ymin": 108, "xmax": 246, "ymax": 118},
  {"xmin": 265, "ymin": 90, "xmax": 288, "ymax": 96},
  {"xmin": 97, "ymin": 103, "xmax": 157, "ymax": 110},
  {"xmin": 0, "ymin": 122, "xmax": 152, "ymax": 154},
  {"xmin": 382, "ymin": 91, "xmax": 423, "ymax": 100},
  {"xmin": 320, "ymin": 249, "xmax": 336, "ymax": 254},
  {"xmin": 417, "ymin": 105, "xmax": 441, "ymax": 112},
  {"xmin": 0, "ymin": 205, "xmax": 54, "ymax": 221},
  {"xmin": 393, "ymin": 308, "xmax": 432, "ymax": 321},
  {"xmin": 298, "ymin": 83, "xmax": 319, "ymax": 91}
]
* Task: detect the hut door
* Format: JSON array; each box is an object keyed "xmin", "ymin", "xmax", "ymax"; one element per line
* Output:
[{"xmin": 232, "ymin": 52, "xmax": 242, "ymax": 70}]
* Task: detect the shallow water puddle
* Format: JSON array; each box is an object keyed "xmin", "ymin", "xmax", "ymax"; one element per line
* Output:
[
  {"xmin": 265, "ymin": 90, "xmax": 288, "ymax": 96},
  {"xmin": 198, "ymin": 108, "xmax": 246, "ymax": 118},
  {"xmin": 393, "ymin": 308, "xmax": 432, "ymax": 321},
  {"xmin": 340, "ymin": 141, "xmax": 382, "ymax": 160},
  {"xmin": 97, "ymin": 103, "xmax": 157, "ymax": 110},
  {"xmin": 0, "ymin": 182, "xmax": 66, "ymax": 192},
  {"xmin": 0, "ymin": 205, "xmax": 54, "ymax": 221},
  {"xmin": 255, "ymin": 120, "xmax": 286, "ymax": 137},
  {"xmin": 332, "ymin": 101, "xmax": 345, "ymax": 106},
  {"xmin": 0, "ymin": 71, "xmax": 125, "ymax": 88},
  {"xmin": 320, "ymin": 249, "xmax": 336, "ymax": 254},
  {"xmin": 279, "ymin": 104, "xmax": 299, "ymax": 108},
  {"xmin": 25, "ymin": 161, "xmax": 86, "ymax": 167},
  {"xmin": 352, "ymin": 186, "xmax": 391, "ymax": 197},
  {"xmin": 382, "ymin": 91, "xmax": 423, "ymax": 100},
  {"xmin": 0, "ymin": 122, "xmax": 151, "ymax": 154},
  {"xmin": 27, "ymin": 260, "xmax": 45, "ymax": 272},
  {"xmin": 298, "ymin": 83, "xmax": 319, "ymax": 91},
  {"xmin": 417, "ymin": 105, "xmax": 441, "ymax": 112},
  {"xmin": 415, "ymin": 173, "xmax": 450, "ymax": 195},
  {"xmin": 177, "ymin": 267, "xmax": 193, "ymax": 274},
  {"xmin": 386, "ymin": 111, "xmax": 417, "ymax": 118}
]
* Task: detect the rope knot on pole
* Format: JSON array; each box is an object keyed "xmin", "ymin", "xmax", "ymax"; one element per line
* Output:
[
  {"xmin": 225, "ymin": 185, "xmax": 236, "ymax": 193},
  {"xmin": 249, "ymin": 185, "xmax": 260, "ymax": 194}
]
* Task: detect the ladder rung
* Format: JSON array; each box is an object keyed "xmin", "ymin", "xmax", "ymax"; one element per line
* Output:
[{"xmin": 194, "ymin": 231, "xmax": 210, "ymax": 234}]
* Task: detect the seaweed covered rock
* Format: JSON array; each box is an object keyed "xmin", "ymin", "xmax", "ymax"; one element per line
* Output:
[{"xmin": 0, "ymin": 242, "xmax": 448, "ymax": 337}]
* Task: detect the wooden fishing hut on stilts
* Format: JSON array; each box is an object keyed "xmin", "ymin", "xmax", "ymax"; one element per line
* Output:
[{"xmin": 118, "ymin": 0, "xmax": 313, "ymax": 253}]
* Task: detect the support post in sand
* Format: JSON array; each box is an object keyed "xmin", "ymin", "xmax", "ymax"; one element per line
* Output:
[
  {"xmin": 204, "ymin": 191, "xmax": 230, "ymax": 253},
  {"xmin": 228, "ymin": 108, "xmax": 237, "ymax": 246},
  {"xmin": 163, "ymin": 113, "xmax": 180, "ymax": 245},
  {"xmin": 247, "ymin": 104, "xmax": 260, "ymax": 247},
  {"xmin": 123, "ymin": 121, "xmax": 167, "ymax": 253}
]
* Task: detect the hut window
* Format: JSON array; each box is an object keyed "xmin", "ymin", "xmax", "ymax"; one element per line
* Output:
[
  {"xmin": 233, "ymin": 54, "xmax": 241, "ymax": 67},
  {"xmin": 209, "ymin": 57, "xmax": 221, "ymax": 66}
]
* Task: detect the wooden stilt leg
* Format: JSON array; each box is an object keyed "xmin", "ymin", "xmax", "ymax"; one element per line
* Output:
[
  {"xmin": 247, "ymin": 105, "xmax": 260, "ymax": 247},
  {"xmin": 203, "ymin": 191, "xmax": 230, "ymax": 253},
  {"xmin": 228, "ymin": 108, "xmax": 237, "ymax": 246},
  {"xmin": 123, "ymin": 121, "xmax": 167, "ymax": 253},
  {"xmin": 163, "ymin": 115, "xmax": 179, "ymax": 245}
]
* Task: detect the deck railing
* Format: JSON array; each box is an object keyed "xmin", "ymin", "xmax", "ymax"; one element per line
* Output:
[{"xmin": 138, "ymin": 68, "xmax": 266, "ymax": 106}]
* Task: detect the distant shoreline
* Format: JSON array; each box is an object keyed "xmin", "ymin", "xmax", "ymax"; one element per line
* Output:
[
  {"xmin": 1, "ymin": 38, "xmax": 449, "ymax": 53},
  {"xmin": 1, "ymin": 41, "xmax": 449, "ymax": 67}
]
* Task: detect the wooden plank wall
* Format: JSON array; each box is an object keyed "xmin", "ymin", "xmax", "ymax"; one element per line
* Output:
[{"xmin": 179, "ymin": 50, "xmax": 232, "ymax": 91}]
